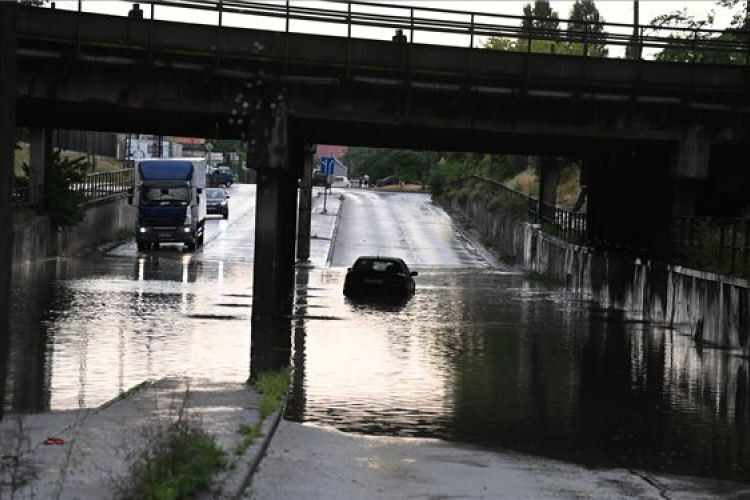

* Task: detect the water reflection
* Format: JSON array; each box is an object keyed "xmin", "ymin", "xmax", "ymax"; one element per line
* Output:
[
  {"xmin": 6, "ymin": 258, "xmax": 750, "ymax": 483},
  {"xmin": 6, "ymin": 255, "xmax": 254, "ymax": 412},
  {"xmin": 288, "ymin": 269, "xmax": 750, "ymax": 483}
]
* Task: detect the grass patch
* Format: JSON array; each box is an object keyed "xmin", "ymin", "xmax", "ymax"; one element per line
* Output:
[
  {"xmin": 252, "ymin": 369, "xmax": 290, "ymax": 421},
  {"xmin": 231, "ymin": 369, "xmax": 290, "ymax": 457},
  {"xmin": 233, "ymin": 423, "xmax": 262, "ymax": 456},
  {"xmin": 118, "ymin": 392, "xmax": 225, "ymax": 500}
]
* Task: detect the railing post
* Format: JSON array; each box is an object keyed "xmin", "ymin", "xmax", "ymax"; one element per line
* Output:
[
  {"xmin": 286, "ymin": 0, "xmax": 290, "ymax": 33},
  {"xmin": 583, "ymin": 22, "xmax": 589, "ymax": 57},
  {"xmin": 469, "ymin": 13, "xmax": 474, "ymax": 49},
  {"xmin": 218, "ymin": 0, "xmax": 223, "ymax": 27}
]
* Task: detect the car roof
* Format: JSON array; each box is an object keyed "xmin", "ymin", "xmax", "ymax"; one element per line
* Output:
[{"xmin": 354, "ymin": 256, "xmax": 405, "ymax": 264}]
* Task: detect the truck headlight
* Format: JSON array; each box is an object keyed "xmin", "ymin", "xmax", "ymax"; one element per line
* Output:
[{"xmin": 139, "ymin": 227, "xmax": 148, "ymax": 233}]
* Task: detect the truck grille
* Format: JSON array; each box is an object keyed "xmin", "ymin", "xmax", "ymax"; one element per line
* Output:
[{"xmin": 140, "ymin": 215, "xmax": 185, "ymax": 226}]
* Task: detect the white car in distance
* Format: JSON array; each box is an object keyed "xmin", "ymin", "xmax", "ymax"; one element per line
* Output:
[{"xmin": 331, "ymin": 175, "xmax": 352, "ymax": 188}]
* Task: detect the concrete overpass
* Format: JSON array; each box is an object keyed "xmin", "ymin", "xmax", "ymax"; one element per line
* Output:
[{"xmin": 3, "ymin": 2, "xmax": 750, "ymax": 378}]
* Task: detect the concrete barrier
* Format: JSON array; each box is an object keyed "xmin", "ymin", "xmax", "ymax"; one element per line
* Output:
[
  {"xmin": 442, "ymin": 190, "xmax": 750, "ymax": 355},
  {"xmin": 13, "ymin": 195, "xmax": 135, "ymax": 265}
]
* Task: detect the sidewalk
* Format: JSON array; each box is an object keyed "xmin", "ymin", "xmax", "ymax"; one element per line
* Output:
[
  {"xmin": 0, "ymin": 189, "xmax": 344, "ymax": 500},
  {"xmin": 306, "ymin": 188, "xmax": 343, "ymax": 268}
]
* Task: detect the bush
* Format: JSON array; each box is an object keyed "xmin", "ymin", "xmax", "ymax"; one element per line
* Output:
[{"xmin": 28, "ymin": 149, "xmax": 89, "ymax": 229}]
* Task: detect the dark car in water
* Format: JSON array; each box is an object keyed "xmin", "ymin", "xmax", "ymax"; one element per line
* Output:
[
  {"xmin": 343, "ymin": 256, "xmax": 417, "ymax": 297},
  {"xmin": 205, "ymin": 188, "xmax": 230, "ymax": 219}
]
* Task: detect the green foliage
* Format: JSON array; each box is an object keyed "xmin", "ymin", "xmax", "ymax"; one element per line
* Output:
[
  {"xmin": 37, "ymin": 149, "xmax": 88, "ymax": 229},
  {"xmin": 343, "ymin": 147, "xmax": 423, "ymax": 182},
  {"xmin": 121, "ymin": 418, "xmax": 225, "ymax": 500},
  {"xmin": 233, "ymin": 424, "xmax": 261, "ymax": 456},
  {"xmin": 487, "ymin": 0, "xmax": 608, "ymax": 57},
  {"xmin": 649, "ymin": 7, "xmax": 748, "ymax": 64},
  {"xmin": 251, "ymin": 369, "xmax": 290, "ymax": 420},
  {"xmin": 522, "ymin": 0, "xmax": 560, "ymax": 35},
  {"xmin": 567, "ymin": 0, "xmax": 608, "ymax": 56}
]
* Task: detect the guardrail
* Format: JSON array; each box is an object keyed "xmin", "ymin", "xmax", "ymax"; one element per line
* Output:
[
  {"xmin": 75, "ymin": 169, "xmax": 135, "ymax": 202},
  {"xmin": 13, "ymin": 169, "xmax": 135, "ymax": 208},
  {"xmin": 447, "ymin": 176, "xmax": 587, "ymax": 246},
  {"xmin": 44, "ymin": 0, "xmax": 750, "ymax": 64},
  {"xmin": 671, "ymin": 216, "xmax": 750, "ymax": 278}
]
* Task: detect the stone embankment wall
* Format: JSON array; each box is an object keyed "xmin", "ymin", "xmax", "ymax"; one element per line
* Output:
[
  {"xmin": 13, "ymin": 196, "xmax": 134, "ymax": 265},
  {"xmin": 442, "ymin": 187, "xmax": 750, "ymax": 356}
]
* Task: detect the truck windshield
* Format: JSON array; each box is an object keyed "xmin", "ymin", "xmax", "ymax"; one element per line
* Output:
[{"xmin": 140, "ymin": 186, "xmax": 190, "ymax": 206}]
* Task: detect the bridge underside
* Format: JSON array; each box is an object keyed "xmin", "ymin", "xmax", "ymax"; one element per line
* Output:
[{"xmin": 12, "ymin": 6, "xmax": 750, "ymax": 355}]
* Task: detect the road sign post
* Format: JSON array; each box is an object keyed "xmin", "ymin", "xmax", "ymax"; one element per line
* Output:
[{"xmin": 319, "ymin": 155, "xmax": 335, "ymax": 213}]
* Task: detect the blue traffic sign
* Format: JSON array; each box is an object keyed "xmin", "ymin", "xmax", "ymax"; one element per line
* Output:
[{"xmin": 320, "ymin": 156, "xmax": 335, "ymax": 176}]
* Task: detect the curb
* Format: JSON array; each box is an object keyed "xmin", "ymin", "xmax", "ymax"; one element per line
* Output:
[
  {"xmin": 202, "ymin": 395, "xmax": 287, "ymax": 500},
  {"xmin": 325, "ymin": 196, "xmax": 344, "ymax": 268}
]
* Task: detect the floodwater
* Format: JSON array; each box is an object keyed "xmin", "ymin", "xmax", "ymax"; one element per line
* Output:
[
  {"xmin": 4, "ymin": 187, "xmax": 750, "ymax": 485},
  {"xmin": 290, "ymin": 267, "xmax": 750, "ymax": 483}
]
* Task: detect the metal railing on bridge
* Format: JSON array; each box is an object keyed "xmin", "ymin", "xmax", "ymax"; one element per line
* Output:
[{"xmin": 46, "ymin": 0, "xmax": 750, "ymax": 65}]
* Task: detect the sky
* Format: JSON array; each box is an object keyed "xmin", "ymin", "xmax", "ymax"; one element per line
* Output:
[{"xmin": 53, "ymin": 1, "xmax": 744, "ymax": 48}]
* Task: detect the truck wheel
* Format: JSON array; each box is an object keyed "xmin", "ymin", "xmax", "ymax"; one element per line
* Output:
[
  {"xmin": 225, "ymin": 181, "xmax": 232, "ymax": 188},
  {"xmin": 137, "ymin": 242, "xmax": 148, "ymax": 251},
  {"xmin": 223, "ymin": 212, "xmax": 229, "ymax": 219},
  {"xmin": 185, "ymin": 241, "xmax": 196, "ymax": 251}
]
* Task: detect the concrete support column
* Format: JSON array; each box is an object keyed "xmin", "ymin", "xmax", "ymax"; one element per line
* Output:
[
  {"xmin": 29, "ymin": 127, "xmax": 51, "ymax": 207},
  {"xmin": 0, "ymin": 2, "xmax": 16, "ymax": 420},
  {"xmin": 672, "ymin": 126, "xmax": 711, "ymax": 218},
  {"xmin": 296, "ymin": 144, "xmax": 315, "ymax": 265},
  {"xmin": 538, "ymin": 156, "xmax": 561, "ymax": 207},
  {"xmin": 249, "ymin": 106, "xmax": 294, "ymax": 380},
  {"xmin": 536, "ymin": 156, "xmax": 560, "ymax": 222},
  {"xmin": 280, "ymin": 168, "xmax": 298, "ymax": 314}
]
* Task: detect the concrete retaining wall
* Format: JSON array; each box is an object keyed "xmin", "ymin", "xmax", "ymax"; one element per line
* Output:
[
  {"xmin": 444, "ymin": 194, "xmax": 750, "ymax": 356},
  {"xmin": 13, "ymin": 196, "xmax": 135, "ymax": 265}
]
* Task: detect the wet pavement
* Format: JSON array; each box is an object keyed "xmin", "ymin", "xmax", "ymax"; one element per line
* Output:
[{"xmin": 3, "ymin": 184, "xmax": 750, "ymax": 498}]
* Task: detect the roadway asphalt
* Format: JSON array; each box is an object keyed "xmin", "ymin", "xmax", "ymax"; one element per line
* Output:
[{"xmin": 0, "ymin": 187, "xmax": 342, "ymax": 500}]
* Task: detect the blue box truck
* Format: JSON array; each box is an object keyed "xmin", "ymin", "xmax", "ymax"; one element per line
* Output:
[{"xmin": 129, "ymin": 158, "xmax": 207, "ymax": 251}]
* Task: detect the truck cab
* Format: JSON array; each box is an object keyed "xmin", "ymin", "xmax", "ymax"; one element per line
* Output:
[{"xmin": 129, "ymin": 158, "xmax": 207, "ymax": 252}]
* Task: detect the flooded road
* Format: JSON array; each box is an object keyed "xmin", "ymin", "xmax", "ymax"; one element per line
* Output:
[{"xmin": 5, "ymin": 186, "xmax": 750, "ymax": 485}]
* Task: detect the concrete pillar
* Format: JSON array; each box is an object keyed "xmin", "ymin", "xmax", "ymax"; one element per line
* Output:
[
  {"xmin": 249, "ymin": 106, "xmax": 293, "ymax": 380},
  {"xmin": 538, "ymin": 156, "xmax": 561, "ymax": 207},
  {"xmin": 536, "ymin": 156, "xmax": 560, "ymax": 222},
  {"xmin": 280, "ymin": 168, "xmax": 298, "ymax": 314},
  {"xmin": 29, "ymin": 127, "xmax": 51, "ymax": 207},
  {"xmin": 671, "ymin": 126, "xmax": 711, "ymax": 218},
  {"xmin": 0, "ymin": 2, "xmax": 16, "ymax": 420},
  {"xmin": 296, "ymin": 144, "xmax": 315, "ymax": 265}
]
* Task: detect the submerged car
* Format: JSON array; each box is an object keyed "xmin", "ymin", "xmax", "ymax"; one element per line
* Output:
[
  {"xmin": 205, "ymin": 188, "xmax": 230, "ymax": 219},
  {"xmin": 343, "ymin": 256, "xmax": 418, "ymax": 297}
]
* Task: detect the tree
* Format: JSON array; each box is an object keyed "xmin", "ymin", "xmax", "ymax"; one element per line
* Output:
[
  {"xmin": 522, "ymin": 0, "xmax": 560, "ymax": 36},
  {"xmin": 567, "ymin": 0, "xmax": 608, "ymax": 57},
  {"xmin": 649, "ymin": 8, "xmax": 745, "ymax": 64},
  {"xmin": 342, "ymin": 147, "xmax": 423, "ymax": 183}
]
